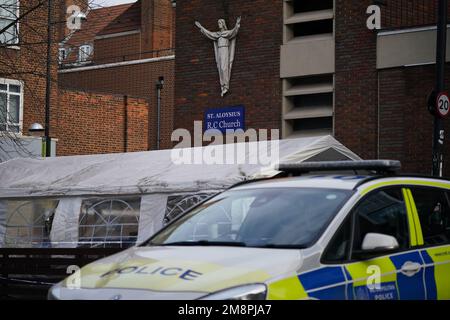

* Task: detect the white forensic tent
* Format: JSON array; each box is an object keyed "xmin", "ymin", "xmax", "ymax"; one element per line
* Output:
[{"xmin": 0, "ymin": 135, "xmax": 360, "ymax": 248}]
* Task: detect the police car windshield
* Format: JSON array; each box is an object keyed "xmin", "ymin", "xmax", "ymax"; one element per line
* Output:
[{"xmin": 148, "ymin": 188, "xmax": 352, "ymax": 249}]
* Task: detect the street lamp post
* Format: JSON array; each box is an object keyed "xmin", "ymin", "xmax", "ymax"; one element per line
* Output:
[
  {"xmin": 29, "ymin": 123, "xmax": 45, "ymax": 156},
  {"xmin": 44, "ymin": 0, "xmax": 52, "ymax": 157},
  {"xmin": 432, "ymin": 0, "xmax": 448, "ymax": 177}
]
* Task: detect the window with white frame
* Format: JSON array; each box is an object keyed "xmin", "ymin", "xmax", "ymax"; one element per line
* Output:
[
  {"xmin": 0, "ymin": 0, "xmax": 19, "ymax": 45},
  {"xmin": 78, "ymin": 44, "xmax": 92, "ymax": 62},
  {"xmin": 58, "ymin": 47, "xmax": 67, "ymax": 64},
  {"xmin": 0, "ymin": 78, "xmax": 23, "ymax": 133}
]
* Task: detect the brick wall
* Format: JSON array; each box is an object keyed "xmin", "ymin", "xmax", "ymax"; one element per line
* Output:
[
  {"xmin": 60, "ymin": 0, "xmax": 174, "ymax": 66},
  {"xmin": 335, "ymin": 0, "xmax": 450, "ymax": 174},
  {"xmin": 171, "ymin": 0, "xmax": 176, "ymax": 49},
  {"xmin": 140, "ymin": 0, "xmax": 174, "ymax": 56},
  {"xmin": 58, "ymin": 57, "xmax": 175, "ymax": 150},
  {"xmin": 94, "ymin": 33, "xmax": 142, "ymax": 64},
  {"xmin": 55, "ymin": 89, "xmax": 149, "ymax": 156},
  {"xmin": 174, "ymin": 0, "xmax": 283, "ymax": 144},
  {"xmin": 334, "ymin": 0, "xmax": 379, "ymax": 160},
  {"xmin": 152, "ymin": 0, "xmax": 175, "ymax": 51},
  {"xmin": 0, "ymin": 0, "xmax": 61, "ymax": 138},
  {"xmin": 381, "ymin": 0, "xmax": 450, "ymax": 29},
  {"xmin": 379, "ymin": 65, "xmax": 450, "ymax": 176},
  {"xmin": 57, "ymin": 0, "xmax": 175, "ymax": 154},
  {"xmin": 58, "ymin": 0, "xmax": 89, "ymax": 40},
  {"xmin": 126, "ymin": 95, "xmax": 150, "ymax": 152}
]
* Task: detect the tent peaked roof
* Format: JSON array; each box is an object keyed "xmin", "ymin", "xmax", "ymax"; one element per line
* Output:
[{"xmin": 0, "ymin": 136, "xmax": 360, "ymax": 198}]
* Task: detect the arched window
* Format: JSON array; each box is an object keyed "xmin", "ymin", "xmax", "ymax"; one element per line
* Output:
[
  {"xmin": 164, "ymin": 193, "xmax": 216, "ymax": 225},
  {"xmin": 78, "ymin": 197, "xmax": 141, "ymax": 248},
  {"xmin": 4, "ymin": 199, "xmax": 58, "ymax": 247}
]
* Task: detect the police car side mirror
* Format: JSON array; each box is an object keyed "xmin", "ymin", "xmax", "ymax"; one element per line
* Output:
[
  {"xmin": 353, "ymin": 233, "xmax": 400, "ymax": 259},
  {"xmin": 361, "ymin": 233, "xmax": 399, "ymax": 252},
  {"xmin": 362, "ymin": 233, "xmax": 399, "ymax": 251}
]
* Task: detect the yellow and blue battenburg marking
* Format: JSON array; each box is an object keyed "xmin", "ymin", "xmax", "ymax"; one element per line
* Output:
[
  {"xmin": 389, "ymin": 252, "xmax": 426, "ymax": 299},
  {"xmin": 404, "ymin": 188, "xmax": 424, "ymax": 246},
  {"xmin": 421, "ymin": 246, "xmax": 450, "ymax": 300},
  {"xmin": 288, "ymin": 250, "xmax": 436, "ymax": 300},
  {"xmin": 297, "ymin": 266, "xmax": 348, "ymax": 299},
  {"xmin": 269, "ymin": 180, "xmax": 450, "ymax": 300},
  {"xmin": 421, "ymin": 250, "xmax": 438, "ymax": 300},
  {"xmin": 267, "ymin": 275, "xmax": 308, "ymax": 300},
  {"xmin": 345, "ymin": 256, "xmax": 400, "ymax": 300},
  {"xmin": 403, "ymin": 188, "xmax": 418, "ymax": 246}
]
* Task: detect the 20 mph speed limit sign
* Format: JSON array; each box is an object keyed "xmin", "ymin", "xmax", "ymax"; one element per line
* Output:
[{"xmin": 437, "ymin": 92, "xmax": 450, "ymax": 118}]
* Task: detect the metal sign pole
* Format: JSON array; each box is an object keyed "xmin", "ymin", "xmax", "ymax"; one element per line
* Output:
[{"xmin": 432, "ymin": 0, "xmax": 448, "ymax": 177}]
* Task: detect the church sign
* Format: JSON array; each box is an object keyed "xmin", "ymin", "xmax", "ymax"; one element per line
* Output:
[{"xmin": 204, "ymin": 105, "xmax": 245, "ymax": 133}]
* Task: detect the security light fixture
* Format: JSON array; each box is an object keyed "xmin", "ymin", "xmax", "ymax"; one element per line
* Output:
[
  {"xmin": 28, "ymin": 123, "xmax": 44, "ymax": 133},
  {"xmin": 156, "ymin": 76, "xmax": 165, "ymax": 89},
  {"xmin": 29, "ymin": 123, "xmax": 45, "ymax": 138}
]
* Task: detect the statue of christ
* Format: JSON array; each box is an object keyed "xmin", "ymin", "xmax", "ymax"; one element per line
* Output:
[{"xmin": 195, "ymin": 17, "xmax": 241, "ymax": 97}]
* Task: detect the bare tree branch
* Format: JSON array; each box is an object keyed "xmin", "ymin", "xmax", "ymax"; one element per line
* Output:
[
  {"xmin": 0, "ymin": 0, "xmax": 45, "ymax": 39},
  {"xmin": 0, "ymin": 0, "xmax": 103, "ymax": 161}
]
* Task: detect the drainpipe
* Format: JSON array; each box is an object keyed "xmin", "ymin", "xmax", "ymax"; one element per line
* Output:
[
  {"xmin": 124, "ymin": 95, "xmax": 128, "ymax": 152},
  {"xmin": 44, "ymin": 0, "xmax": 52, "ymax": 157},
  {"xmin": 156, "ymin": 76, "xmax": 164, "ymax": 150}
]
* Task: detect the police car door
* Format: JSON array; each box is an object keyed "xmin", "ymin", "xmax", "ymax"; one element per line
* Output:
[
  {"xmin": 407, "ymin": 186, "xmax": 450, "ymax": 300},
  {"xmin": 342, "ymin": 187, "xmax": 425, "ymax": 300}
]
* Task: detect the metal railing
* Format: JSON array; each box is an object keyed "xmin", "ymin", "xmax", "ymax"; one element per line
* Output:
[
  {"xmin": 0, "ymin": 247, "xmax": 123, "ymax": 300},
  {"xmin": 59, "ymin": 47, "xmax": 175, "ymax": 69}
]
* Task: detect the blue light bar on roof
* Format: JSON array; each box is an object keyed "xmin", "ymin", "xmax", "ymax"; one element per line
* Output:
[{"xmin": 277, "ymin": 160, "xmax": 401, "ymax": 174}]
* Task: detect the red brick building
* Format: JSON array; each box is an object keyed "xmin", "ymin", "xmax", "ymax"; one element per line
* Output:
[
  {"xmin": 56, "ymin": 89, "xmax": 149, "ymax": 155},
  {"xmin": 174, "ymin": 0, "xmax": 450, "ymax": 175},
  {"xmin": 0, "ymin": 0, "xmax": 175, "ymax": 160},
  {"xmin": 58, "ymin": 0, "xmax": 175, "ymax": 152},
  {"xmin": 335, "ymin": 1, "xmax": 450, "ymax": 174},
  {"xmin": 4, "ymin": 0, "xmax": 450, "ymax": 175},
  {"xmin": 0, "ymin": 0, "xmax": 65, "ymax": 160}
]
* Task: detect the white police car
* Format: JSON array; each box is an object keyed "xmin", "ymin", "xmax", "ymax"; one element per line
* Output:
[{"xmin": 49, "ymin": 160, "xmax": 450, "ymax": 300}]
